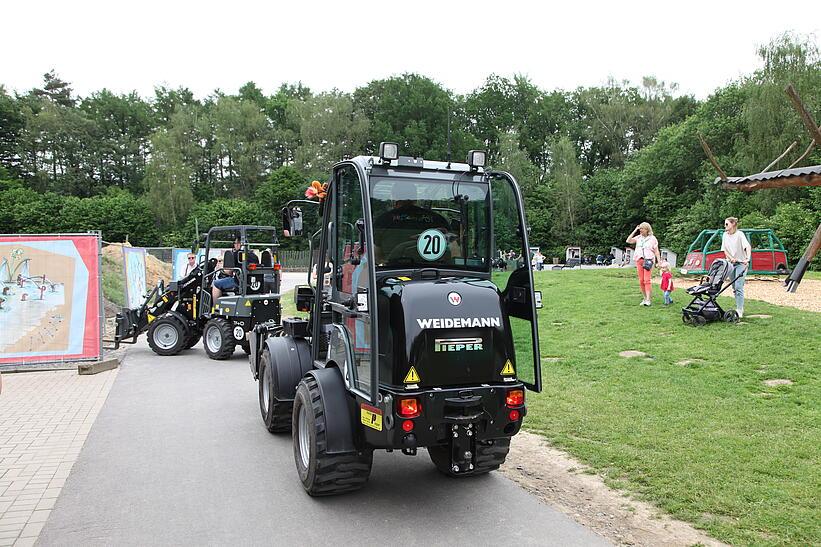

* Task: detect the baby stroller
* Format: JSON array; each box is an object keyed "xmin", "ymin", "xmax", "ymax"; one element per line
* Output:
[{"xmin": 682, "ymin": 259, "xmax": 745, "ymax": 326}]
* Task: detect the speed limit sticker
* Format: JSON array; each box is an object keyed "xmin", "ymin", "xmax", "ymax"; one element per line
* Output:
[{"xmin": 417, "ymin": 229, "xmax": 447, "ymax": 261}]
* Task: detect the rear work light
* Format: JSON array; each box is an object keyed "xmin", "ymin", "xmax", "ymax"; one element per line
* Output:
[
  {"xmin": 397, "ymin": 397, "xmax": 421, "ymax": 419},
  {"xmin": 506, "ymin": 389, "xmax": 524, "ymax": 407}
]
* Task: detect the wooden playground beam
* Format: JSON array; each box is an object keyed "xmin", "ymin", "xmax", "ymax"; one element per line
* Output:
[
  {"xmin": 785, "ymin": 84, "xmax": 821, "ymax": 148},
  {"xmin": 761, "ymin": 141, "xmax": 798, "ymax": 172},
  {"xmin": 698, "ymin": 132, "xmax": 727, "ymax": 181},
  {"xmin": 721, "ymin": 173, "xmax": 821, "ymax": 191},
  {"xmin": 785, "ymin": 222, "xmax": 821, "ymax": 293}
]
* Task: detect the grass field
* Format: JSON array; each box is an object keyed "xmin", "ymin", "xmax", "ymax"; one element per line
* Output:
[
  {"xmin": 526, "ymin": 268, "xmax": 820, "ymax": 546},
  {"xmin": 101, "ymin": 255, "xmax": 126, "ymax": 307},
  {"xmin": 278, "ymin": 270, "xmax": 819, "ymax": 544}
]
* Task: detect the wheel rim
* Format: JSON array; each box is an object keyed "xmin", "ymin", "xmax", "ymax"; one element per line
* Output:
[
  {"xmin": 154, "ymin": 323, "xmax": 179, "ymax": 350},
  {"xmin": 298, "ymin": 403, "xmax": 310, "ymax": 469},
  {"xmin": 206, "ymin": 325, "xmax": 222, "ymax": 353},
  {"xmin": 262, "ymin": 366, "xmax": 271, "ymax": 412}
]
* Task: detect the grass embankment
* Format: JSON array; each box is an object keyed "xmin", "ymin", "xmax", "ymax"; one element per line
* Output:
[{"xmin": 527, "ymin": 268, "xmax": 820, "ymax": 546}]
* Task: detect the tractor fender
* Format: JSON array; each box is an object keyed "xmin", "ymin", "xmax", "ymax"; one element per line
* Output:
[
  {"xmin": 304, "ymin": 367, "xmax": 357, "ymax": 455},
  {"xmin": 263, "ymin": 335, "xmax": 312, "ymax": 400}
]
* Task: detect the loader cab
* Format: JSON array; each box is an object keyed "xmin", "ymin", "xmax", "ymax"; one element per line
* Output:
[{"xmin": 282, "ymin": 151, "xmax": 542, "ymax": 404}]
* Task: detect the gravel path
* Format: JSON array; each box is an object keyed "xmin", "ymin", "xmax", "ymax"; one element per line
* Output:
[{"xmin": 659, "ymin": 276, "xmax": 820, "ymax": 312}]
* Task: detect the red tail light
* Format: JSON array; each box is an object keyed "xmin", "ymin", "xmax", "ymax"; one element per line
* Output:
[
  {"xmin": 506, "ymin": 389, "xmax": 524, "ymax": 407},
  {"xmin": 397, "ymin": 397, "xmax": 421, "ymax": 418},
  {"xmin": 274, "ymin": 263, "xmax": 281, "ymax": 271},
  {"xmin": 508, "ymin": 409, "xmax": 520, "ymax": 422},
  {"xmin": 248, "ymin": 263, "xmax": 257, "ymax": 271},
  {"xmin": 402, "ymin": 420, "xmax": 414, "ymax": 432}
]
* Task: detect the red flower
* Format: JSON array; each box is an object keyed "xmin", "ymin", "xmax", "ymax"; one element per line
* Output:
[{"xmin": 305, "ymin": 180, "xmax": 327, "ymax": 201}]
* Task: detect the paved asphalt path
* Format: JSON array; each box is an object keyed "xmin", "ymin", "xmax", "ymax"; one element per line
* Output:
[{"xmin": 39, "ymin": 342, "xmax": 608, "ymax": 545}]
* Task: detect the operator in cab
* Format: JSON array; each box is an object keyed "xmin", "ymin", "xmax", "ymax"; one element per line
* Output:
[{"xmin": 372, "ymin": 183, "xmax": 461, "ymax": 266}]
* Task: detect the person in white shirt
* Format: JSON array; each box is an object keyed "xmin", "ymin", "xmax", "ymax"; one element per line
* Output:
[
  {"xmin": 720, "ymin": 217, "xmax": 751, "ymax": 318},
  {"xmin": 626, "ymin": 222, "xmax": 661, "ymax": 306},
  {"xmin": 182, "ymin": 253, "xmax": 197, "ymax": 277}
]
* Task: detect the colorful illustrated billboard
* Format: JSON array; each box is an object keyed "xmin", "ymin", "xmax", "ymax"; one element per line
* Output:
[
  {"xmin": 123, "ymin": 246, "xmax": 147, "ymax": 309},
  {"xmin": 0, "ymin": 234, "xmax": 102, "ymax": 366}
]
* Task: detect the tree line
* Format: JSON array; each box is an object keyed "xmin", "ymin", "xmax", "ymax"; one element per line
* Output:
[{"xmin": 0, "ymin": 33, "xmax": 818, "ymax": 265}]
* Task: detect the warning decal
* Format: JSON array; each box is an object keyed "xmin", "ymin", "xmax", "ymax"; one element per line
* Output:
[
  {"xmin": 403, "ymin": 366, "xmax": 421, "ymax": 384},
  {"xmin": 501, "ymin": 359, "xmax": 515, "ymax": 376},
  {"xmin": 360, "ymin": 403, "xmax": 383, "ymax": 431}
]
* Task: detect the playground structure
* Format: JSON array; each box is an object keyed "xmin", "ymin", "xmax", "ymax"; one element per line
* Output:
[
  {"xmin": 699, "ymin": 84, "xmax": 821, "ymax": 292},
  {"xmin": 680, "ymin": 229, "xmax": 789, "ymax": 276}
]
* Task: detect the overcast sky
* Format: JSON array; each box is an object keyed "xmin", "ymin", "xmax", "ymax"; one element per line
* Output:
[{"xmin": 2, "ymin": 0, "xmax": 819, "ymax": 100}]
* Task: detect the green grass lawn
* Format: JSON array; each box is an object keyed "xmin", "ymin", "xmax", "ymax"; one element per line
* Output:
[{"xmin": 526, "ymin": 268, "xmax": 820, "ymax": 546}]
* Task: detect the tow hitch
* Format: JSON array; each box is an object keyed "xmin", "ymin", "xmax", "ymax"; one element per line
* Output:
[{"xmin": 447, "ymin": 422, "xmax": 477, "ymax": 473}]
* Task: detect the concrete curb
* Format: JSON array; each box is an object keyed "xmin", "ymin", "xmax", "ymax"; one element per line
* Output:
[{"xmin": 78, "ymin": 357, "xmax": 120, "ymax": 375}]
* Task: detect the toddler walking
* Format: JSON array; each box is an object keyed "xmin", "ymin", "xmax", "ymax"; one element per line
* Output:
[{"xmin": 660, "ymin": 262, "xmax": 674, "ymax": 305}]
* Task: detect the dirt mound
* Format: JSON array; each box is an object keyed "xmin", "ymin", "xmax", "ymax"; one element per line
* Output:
[{"xmin": 102, "ymin": 243, "xmax": 171, "ymax": 288}]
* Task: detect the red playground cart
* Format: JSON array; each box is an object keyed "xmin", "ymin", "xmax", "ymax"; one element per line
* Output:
[{"xmin": 680, "ymin": 229, "xmax": 789, "ymax": 275}]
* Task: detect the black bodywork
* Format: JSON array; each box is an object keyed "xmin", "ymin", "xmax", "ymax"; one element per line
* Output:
[{"xmin": 250, "ymin": 154, "xmax": 542, "ymax": 487}]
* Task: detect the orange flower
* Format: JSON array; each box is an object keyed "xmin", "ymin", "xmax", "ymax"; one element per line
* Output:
[{"xmin": 305, "ymin": 180, "xmax": 327, "ymax": 201}]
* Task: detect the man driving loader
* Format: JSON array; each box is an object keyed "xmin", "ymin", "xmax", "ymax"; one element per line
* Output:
[
  {"xmin": 372, "ymin": 182, "xmax": 459, "ymax": 264},
  {"xmin": 211, "ymin": 237, "xmax": 259, "ymax": 300}
]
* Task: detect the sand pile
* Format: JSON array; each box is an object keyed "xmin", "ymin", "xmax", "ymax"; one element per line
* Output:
[{"xmin": 102, "ymin": 243, "xmax": 172, "ymax": 288}]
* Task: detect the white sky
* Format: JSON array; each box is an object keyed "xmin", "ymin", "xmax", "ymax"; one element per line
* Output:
[{"xmin": 2, "ymin": 0, "xmax": 819, "ymax": 100}]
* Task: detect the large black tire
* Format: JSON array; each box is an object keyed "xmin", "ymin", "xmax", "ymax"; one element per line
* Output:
[
  {"xmin": 292, "ymin": 376, "xmax": 372, "ymax": 496},
  {"xmin": 428, "ymin": 438, "xmax": 511, "ymax": 477},
  {"xmin": 203, "ymin": 318, "xmax": 236, "ymax": 360},
  {"xmin": 147, "ymin": 314, "xmax": 189, "ymax": 356},
  {"xmin": 259, "ymin": 348, "xmax": 292, "ymax": 433},
  {"xmin": 183, "ymin": 332, "xmax": 201, "ymax": 350}
]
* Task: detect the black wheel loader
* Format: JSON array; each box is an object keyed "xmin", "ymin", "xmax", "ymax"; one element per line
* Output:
[
  {"xmin": 107, "ymin": 226, "xmax": 282, "ymax": 360},
  {"xmin": 248, "ymin": 143, "xmax": 543, "ymax": 495}
]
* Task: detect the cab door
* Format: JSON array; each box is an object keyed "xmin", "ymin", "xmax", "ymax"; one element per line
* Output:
[
  {"xmin": 488, "ymin": 172, "xmax": 542, "ymax": 392},
  {"xmin": 326, "ymin": 165, "xmax": 378, "ymax": 403}
]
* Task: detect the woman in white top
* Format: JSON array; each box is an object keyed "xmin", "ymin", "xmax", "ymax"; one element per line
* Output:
[
  {"xmin": 626, "ymin": 222, "xmax": 661, "ymax": 306},
  {"xmin": 720, "ymin": 217, "xmax": 751, "ymax": 318}
]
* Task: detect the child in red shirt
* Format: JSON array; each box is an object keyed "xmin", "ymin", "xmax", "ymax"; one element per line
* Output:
[{"xmin": 660, "ymin": 261, "xmax": 674, "ymax": 305}]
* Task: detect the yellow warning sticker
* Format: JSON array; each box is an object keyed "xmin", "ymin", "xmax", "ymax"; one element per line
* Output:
[
  {"xmin": 147, "ymin": 314, "xmax": 156, "ymax": 324},
  {"xmin": 360, "ymin": 404, "xmax": 383, "ymax": 431},
  {"xmin": 244, "ymin": 300, "xmax": 252, "ymax": 307},
  {"xmin": 397, "ymin": 276, "xmax": 412, "ymax": 281},
  {"xmin": 501, "ymin": 359, "xmax": 515, "ymax": 376},
  {"xmin": 403, "ymin": 366, "xmax": 421, "ymax": 384}
]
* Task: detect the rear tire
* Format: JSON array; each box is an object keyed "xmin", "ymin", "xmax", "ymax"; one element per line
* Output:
[
  {"xmin": 259, "ymin": 348, "xmax": 292, "ymax": 433},
  {"xmin": 292, "ymin": 376, "xmax": 372, "ymax": 496},
  {"xmin": 241, "ymin": 340, "xmax": 251, "ymax": 355},
  {"xmin": 147, "ymin": 314, "xmax": 188, "ymax": 356},
  {"xmin": 691, "ymin": 315, "xmax": 707, "ymax": 327},
  {"xmin": 428, "ymin": 438, "xmax": 511, "ymax": 477},
  {"xmin": 203, "ymin": 318, "xmax": 236, "ymax": 360}
]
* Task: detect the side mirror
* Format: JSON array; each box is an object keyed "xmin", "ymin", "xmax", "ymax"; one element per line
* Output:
[{"xmin": 282, "ymin": 207, "xmax": 303, "ymax": 237}]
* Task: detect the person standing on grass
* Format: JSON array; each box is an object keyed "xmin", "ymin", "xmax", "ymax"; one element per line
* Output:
[
  {"xmin": 626, "ymin": 222, "xmax": 661, "ymax": 306},
  {"xmin": 720, "ymin": 217, "xmax": 750, "ymax": 318},
  {"xmin": 660, "ymin": 261, "xmax": 674, "ymax": 305}
]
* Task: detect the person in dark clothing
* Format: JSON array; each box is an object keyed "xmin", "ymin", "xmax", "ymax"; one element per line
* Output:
[{"xmin": 372, "ymin": 184, "xmax": 452, "ymax": 264}]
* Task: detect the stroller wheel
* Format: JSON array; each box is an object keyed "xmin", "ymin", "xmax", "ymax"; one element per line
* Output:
[
  {"xmin": 723, "ymin": 310, "xmax": 739, "ymax": 323},
  {"xmin": 682, "ymin": 314, "xmax": 692, "ymax": 325},
  {"xmin": 692, "ymin": 315, "xmax": 707, "ymax": 327}
]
